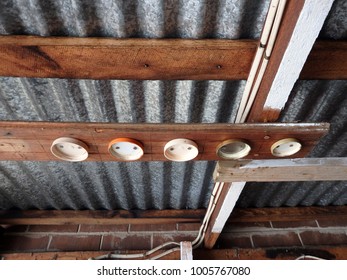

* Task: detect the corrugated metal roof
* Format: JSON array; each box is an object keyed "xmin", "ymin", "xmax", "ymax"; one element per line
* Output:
[
  {"xmin": 0, "ymin": 0, "xmax": 346, "ymax": 210},
  {"xmin": 319, "ymin": 0, "xmax": 347, "ymax": 40},
  {"xmin": 0, "ymin": 0, "xmax": 270, "ymax": 39},
  {"xmin": 0, "ymin": 78, "xmax": 245, "ymax": 123}
]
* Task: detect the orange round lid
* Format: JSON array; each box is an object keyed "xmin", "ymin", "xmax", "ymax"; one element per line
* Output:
[{"xmin": 108, "ymin": 138, "xmax": 144, "ymax": 161}]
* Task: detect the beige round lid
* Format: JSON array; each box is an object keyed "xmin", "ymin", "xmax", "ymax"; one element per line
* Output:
[
  {"xmin": 271, "ymin": 138, "xmax": 302, "ymax": 157},
  {"xmin": 108, "ymin": 138, "xmax": 144, "ymax": 161},
  {"xmin": 216, "ymin": 139, "xmax": 251, "ymax": 159},
  {"xmin": 50, "ymin": 137, "xmax": 89, "ymax": 162},
  {"xmin": 164, "ymin": 138, "xmax": 199, "ymax": 162}
]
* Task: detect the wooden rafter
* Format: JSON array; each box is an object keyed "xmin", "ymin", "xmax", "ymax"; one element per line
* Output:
[
  {"xmin": 204, "ymin": 182, "xmax": 245, "ymax": 249},
  {"xmin": 204, "ymin": 0, "xmax": 335, "ymax": 249},
  {"xmin": 0, "ymin": 36, "xmax": 345, "ymax": 80},
  {"xmin": 1, "ymin": 206, "xmax": 347, "ymax": 225},
  {"xmin": 248, "ymin": 0, "xmax": 335, "ymax": 122},
  {"xmin": 0, "ymin": 209, "xmax": 205, "ymax": 225},
  {"xmin": 0, "ymin": 36, "xmax": 256, "ymax": 80}
]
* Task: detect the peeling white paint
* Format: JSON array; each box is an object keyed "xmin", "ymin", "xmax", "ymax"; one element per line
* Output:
[{"xmin": 264, "ymin": 0, "xmax": 334, "ymax": 111}]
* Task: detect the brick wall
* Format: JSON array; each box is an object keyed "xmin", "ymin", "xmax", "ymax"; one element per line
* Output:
[
  {"xmin": 216, "ymin": 219, "xmax": 347, "ymax": 249},
  {"xmin": 0, "ymin": 223, "xmax": 200, "ymax": 253},
  {"xmin": 1, "ymin": 217, "xmax": 347, "ymax": 253}
]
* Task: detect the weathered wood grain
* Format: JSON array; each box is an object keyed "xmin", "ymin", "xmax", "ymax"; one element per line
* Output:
[
  {"xmin": 0, "ymin": 36, "xmax": 256, "ymax": 80},
  {"xmin": 214, "ymin": 158, "xmax": 347, "ymax": 182}
]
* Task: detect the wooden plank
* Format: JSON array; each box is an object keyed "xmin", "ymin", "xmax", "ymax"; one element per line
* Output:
[
  {"xmin": 0, "ymin": 209, "xmax": 205, "ymax": 225},
  {"xmin": 2, "ymin": 247, "xmax": 347, "ymax": 260},
  {"xmin": 0, "ymin": 121, "xmax": 329, "ymax": 161},
  {"xmin": 180, "ymin": 241, "xmax": 193, "ymax": 260},
  {"xmin": 247, "ymin": 0, "xmax": 334, "ymax": 122},
  {"xmin": 0, "ymin": 36, "xmax": 256, "ymax": 80},
  {"xmin": 214, "ymin": 158, "xmax": 347, "ymax": 182},
  {"xmin": 300, "ymin": 41, "xmax": 347, "ymax": 79},
  {"xmin": 204, "ymin": 182, "xmax": 246, "ymax": 249},
  {"xmin": 2, "ymin": 206, "xmax": 346, "ymax": 226},
  {"xmin": 0, "ymin": 36, "xmax": 344, "ymax": 80},
  {"xmin": 230, "ymin": 206, "xmax": 347, "ymax": 223}
]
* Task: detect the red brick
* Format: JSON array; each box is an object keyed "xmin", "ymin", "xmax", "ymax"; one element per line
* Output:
[
  {"xmin": 177, "ymin": 223, "xmax": 201, "ymax": 231},
  {"xmin": 216, "ymin": 233, "xmax": 252, "ymax": 248},
  {"xmin": 130, "ymin": 224, "xmax": 176, "ymax": 232},
  {"xmin": 101, "ymin": 234, "xmax": 151, "ymax": 250},
  {"xmin": 152, "ymin": 233, "xmax": 196, "ymax": 248},
  {"xmin": 300, "ymin": 231, "xmax": 347, "ymax": 246},
  {"xmin": 271, "ymin": 220, "xmax": 317, "ymax": 228},
  {"xmin": 79, "ymin": 224, "xmax": 128, "ymax": 233},
  {"xmin": 0, "ymin": 235, "xmax": 49, "ymax": 252},
  {"xmin": 29, "ymin": 225, "xmax": 78, "ymax": 233},
  {"xmin": 317, "ymin": 218, "xmax": 347, "ymax": 228},
  {"xmin": 252, "ymin": 232, "xmax": 302, "ymax": 248},
  {"xmin": 49, "ymin": 235, "xmax": 101, "ymax": 251},
  {"xmin": 223, "ymin": 222, "xmax": 272, "ymax": 232}
]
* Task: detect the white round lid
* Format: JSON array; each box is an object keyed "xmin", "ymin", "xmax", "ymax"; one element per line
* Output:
[
  {"xmin": 216, "ymin": 139, "xmax": 251, "ymax": 159},
  {"xmin": 271, "ymin": 138, "xmax": 302, "ymax": 157},
  {"xmin": 108, "ymin": 138, "xmax": 144, "ymax": 161},
  {"xmin": 50, "ymin": 137, "xmax": 89, "ymax": 162},
  {"xmin": 164, "ymin": 138, "xmax": 199, "ymax": 162}
]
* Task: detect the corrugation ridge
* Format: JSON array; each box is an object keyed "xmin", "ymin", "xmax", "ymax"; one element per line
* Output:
[
  {"xmin": 185, "ymin": 161, "xmax": 215, "ymax": 209},
  {"xmin": 0, "ymin": 0, "xmax": 269, "ymax": 38},
  {"xmin": 319, "ymin": 0, "xmax": 347, "ymax": 40}
]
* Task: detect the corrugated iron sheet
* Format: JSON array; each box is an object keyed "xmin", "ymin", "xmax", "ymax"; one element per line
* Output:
[
  {"xmin": 0, "ymin": 0, "xmax": 346, "ymax": 210},
  {"xmin": 0, "ymin": 0, "xmax": 270, "ymax": 39}
]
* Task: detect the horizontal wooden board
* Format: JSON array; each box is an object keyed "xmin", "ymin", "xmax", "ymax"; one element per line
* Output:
[
  {"xmin": 300, "ymin": 41, "xmax": 347, "ymax": 79},
  {"xmin": 0, "ymin": 121, "xmax": 329, "ymax": 162},
  {"xmin": 230, "ymin": 205, "xmax": 347, "ymax": 223},
  {"xmin": 1, "ymin": 206, "xmax": 346, "ymax": 225},
  {"xmin": 0, "ymin": 36, "xmax": 256, "ymax": 80},
  {"xmin": 0, "ymin": 209, "xmax": 205, "ymax": 225},
  {"xmin": 214, "ymin": 158, "xmax": 347, "ymax": 182},
  {"xmin": 0, "ymin": 36, "xmax": 345, "ymax": 80}
]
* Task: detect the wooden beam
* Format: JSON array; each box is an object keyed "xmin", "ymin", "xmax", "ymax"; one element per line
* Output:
[
  {"xmin": 0, "ymin": 209, "xmax": 205, "ymax": 225},
  {"xmin": 230, "ymin": 206, "xmax": 347, "ymax": 223},
  {"xmin": 203, "ymin": 0, "xmax": 335, "ymax": 250},
  {"xmin": 214, "ymin": 158, "xmax": 347, "ymax": 182},
  {"xmin": 2, "ymin": 247, "xmax": 347, "ymax": 260},
  {"xmin": 204, "ymin": 182, "xmax": 246, "ymax": 249},
  {"xmin": 0, "ymin": 121, "xmax": 328, "ymax": 161},
  {"xmin": 247, "ymin": 0, "xmax": 334, "ymax": 122},
  {"xmin": 2, "ymin": 206, "xmax": 346, "ymax": 226},
  {"xmin": 0, "ymin": 36, "xmax": 344, "ymax": 80},
  {"xmin": 0, "ymin": 36, "xmax": 256, "ymax": 80},
  {"xmin": 300, "ymin": 40, "xmax": 347, "ymax": 80}
]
